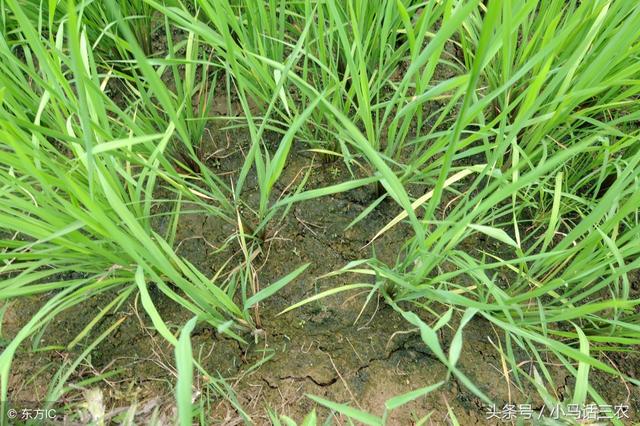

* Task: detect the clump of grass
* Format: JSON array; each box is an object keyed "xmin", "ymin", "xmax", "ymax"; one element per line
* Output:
[
  {"xmin": 264, "ymin": 0, "xmax": 640, "ymax": 419},
  {"xmin": 0, "ymin": 0, "xmax": 306, "ymax": 412}
]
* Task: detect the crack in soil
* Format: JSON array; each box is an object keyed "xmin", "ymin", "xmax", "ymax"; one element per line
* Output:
[{"xmin": 262, "ymin": 374, "xmax": 338, "ymax": 389}]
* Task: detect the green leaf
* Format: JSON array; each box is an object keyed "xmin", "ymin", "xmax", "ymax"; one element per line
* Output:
[
  {"xmin": 468, "ymin": 224, "xmax": 519, "ymax": 249},
  {"xmin": 176, "ymin": 316, "xmax": 198, "ymax": 426},
  {"xmin": 572, "ymin": 324, "xmax": 590, "ymax": 406},
  {"xmin": 135, "ymin": 266, "xmax": 177, "ymax": 346},
  {"xmin": 448, "ymin": 308, "xmax": 478, "ymax": 367},
  {"xmin": 300, "ymin": 409, "xmax": 317, "ymax": 426},
  {"xmin": 245, "ymin": 263, "xmax": 310, "ymax": 309},
  {"xmin": 385, "ymin": 381, "xmax": 444, "ymax": 410},
  {"xmin": 307, "ymin": 394, "xmax": 382, "ymax": 426},
  {"xmin": 278, "ymin": 284, "xmax": 374, "ymax": 316}
]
